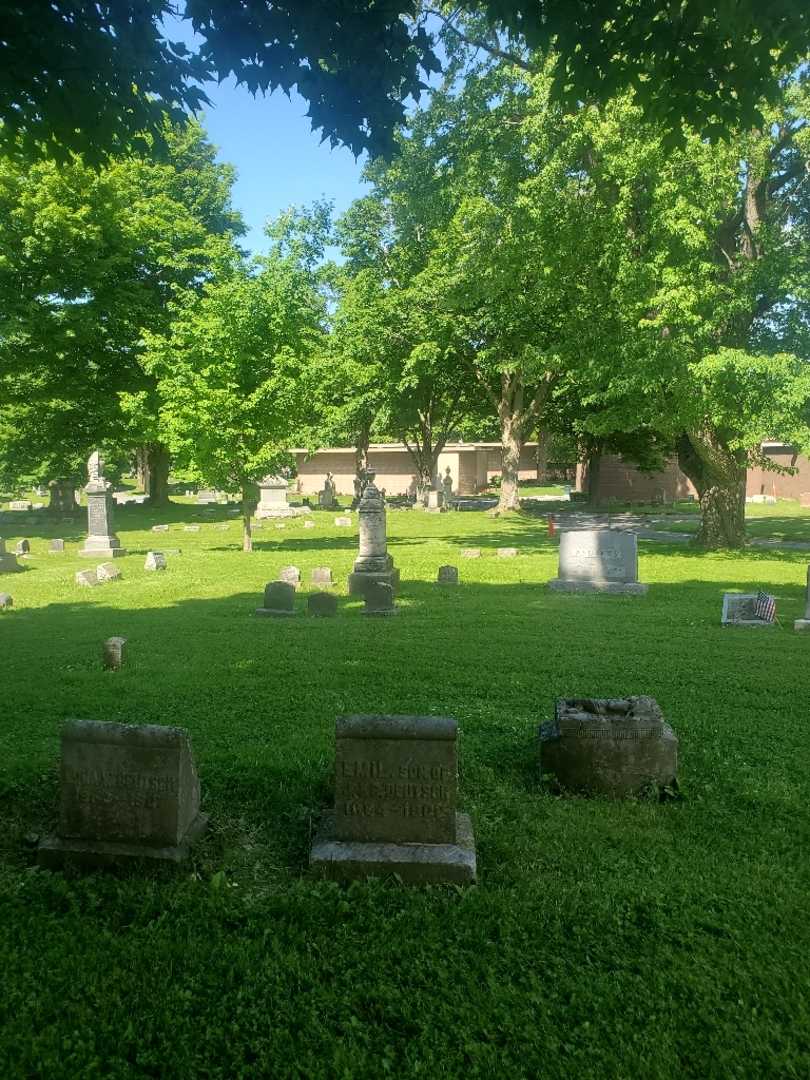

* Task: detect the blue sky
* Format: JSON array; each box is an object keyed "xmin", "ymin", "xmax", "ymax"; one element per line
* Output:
[{"xmin": 163, "ymin": 14, "xmax": 370, "ymax": 256}]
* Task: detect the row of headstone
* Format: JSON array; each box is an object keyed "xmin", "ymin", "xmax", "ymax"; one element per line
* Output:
[
  {"xmin": 36, "ymin": 701, "xmax": 679, "ymax": 879},
  {"xmin": 256, "ymin": 580, "xmax": 395, "ymax": 617},
  {"xmin": 276, "ymin": 566, "xmax": 334, "ymax": 588},
  {"xmin": 76, "ymin": 563, "xmax": 123, "ymax": 587}
]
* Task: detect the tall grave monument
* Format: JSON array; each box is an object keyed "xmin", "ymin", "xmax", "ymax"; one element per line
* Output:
[
  {"xmin": 348, "ymin": 474, "xmax": 400, "ymax": 596},
  {"xmin": 255, "ymin": 474, "xmax": 311, "ymax": 519},
  {"xmin": 310, "ymin": 714, "xmax": 477, "ymax": 884},
  {"xmin": 79, "ymin": 451, "xmax": 126, "ymax": 559}
]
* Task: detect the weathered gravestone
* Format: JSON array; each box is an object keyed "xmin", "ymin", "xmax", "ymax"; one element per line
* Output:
[
  {"xmin": 96, "ymin": 562, "xmax": 122, "ymax": 582},
  {"xmin": 256, "ymin": 580, "xmax": 296, "ymax": 617},
  {"xmin": 49, "ymin": 539, "xmax": 65, "ymax": 553},
  {"xmin": 424, "ymin": 489, "xmax": 445, "ymax": 513},
  {"xmin": 102, "ymin": 636, "xmax": 127, "ymax": 670},
  {"xmin": 437, "ymin": 565, "xmax": 459, "ymax": 585},
  {"xmin": 497, "ymin": 547, "xmax": 518, "ymax": 558},
  {"xmin": 278, "ymin": 565, "xmax": 301, "ymax": 588},
  {"xmin": 0, "ymin": 539, "xmax": 22, "ymax": 575},
  {"xmin": 255, "ymin": 475, "xmax": 311, "ymax": 519},
  {"xmin": 721, "ymin": 592, "xmax": 775, "ymax": 628},
  {"xmin": 363, "ymin": 581, "xmax": 396, "ymax": 616},
  {"xmin": 312, "ymin": 567, "xmax": 333, "ymax": 586},
  {"xmin": 303, "ymin": 520, "xmax": 316, "ymax": 529},
  {"xmin": 334, "ymin": 515, "xmax": 352, "ymax": 527},
  {"xmin": 8, "ymin": 500, "xmax": 31, "ymax": 511},
  {"xmin": 308, "ymin": 592, "xmax": 338, "ymax": 618},
  {"xmin": 75, "ymin": 569, "xmax": 99, "ymax": 588},
  {"xmin": 15, "ymin": 539, "xmax": 30, "ymax": 555},
  {"xmin": 460, "ymin": 548, "xmax": 481, "ymax": 559},
  {"xmin": 196, "ymin": 489, "xmax": 219, "ymax": 504},
  {"xmin": 540, "ymin": 697, "xmax": 678, "ymax": 798},
  {"xmin": 151, "ymin": 524, "xmax": 169, "ymax": 533},
  {"xmin": 549, "ymin": 529, "xmax": 647, "ymax": 594},
  {"xmin": 348, "ymin": 476, "xmax": 400, "ymax": 597},
  {"xmin": 38, "ymin": 719, "xmax": 208, "ymax": 868},
  {"xmin": 144, "ymin": 551, "xmax": 167, "ymax": 571},
  {"xmin": 795, "ymin": 567, "xmax": 810, "ymax": 631},
  {"xmin": 310, "ymin": 714, "xmax": 477, "ymax": 884},
  {"xmin": 183, "ymin": 525, "xmax": 201, "ymax": 533},
  {"xmin": 0, "ymin": 593, "xmax": 13, "ymax": 609},
  {"xmin": 79, "ymin": 451, "xmax": 126, "ymax": 559}
]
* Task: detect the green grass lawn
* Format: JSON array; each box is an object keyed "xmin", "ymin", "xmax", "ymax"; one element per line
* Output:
[{"xmin": 1, "ymin": 503, "xmax": 809, "ymax": 1078}]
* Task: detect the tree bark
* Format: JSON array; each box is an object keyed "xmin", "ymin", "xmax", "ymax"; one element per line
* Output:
[
  {"xmin": 135, "ymin": 446, "xmax": 149, "ymax": 492},
  {"xmin": 498, "ymin": 415, "xmax": 523, "ymax": 511},
  {"xmin": 48, "ymin": 480, "xmax": 77, "ymax": 513},
  {"xmin": 146, "ymin": 443, "xmax": 171, "ymax": 507},
  {"xmin": 676, "ymin": 433, "xmax": 747, "ymax": 548},
  {"xmin": 586, "ymin": 452, "xmax": 602, "ymax": 504},
  {"xmin": 242, "ymin": 486, "xmax": 254, "ymax": 552}
]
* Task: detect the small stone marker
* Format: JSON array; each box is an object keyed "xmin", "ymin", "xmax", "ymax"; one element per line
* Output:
[
  {"xmin": 795, "ymin": 566, "xmax": 810, "ymax": 631},
  {"xmin": 540, "ymin": 697, "xmax": 678, "ymax": 798},
  {"xmin": 183, "ymin": 525, "xmax": 200, "ymax": 533},
  {"xmin": 49, "ymin": 539, "xmax": 65, "ymax": 553},
  {"xmin": 151, "ymin": 524, "xmax": 169, "ymax": 533},
  {"xmin": 96, "ymin": 562, "xmax": 122, "ymax": 582},
  {"xmin": 102, "ymin": 636, "xmax": 127, "ymax": 670},
  {"xmin": 310, "ymin": 714, "xmax": 476, "ymax": 884},
  {"xmin": 38, "ymin": 719, "xmax": 208, "ymax": 868},
  {"xmin": 75, "ymin": 569, "xmax": 99, "ymax": 588},
  {"xmin": 437, "ymin": 565, "xmax": 459, "ymax": 585},
  {"xmin": 497, "ymin": 547, "xmax": 518, "ymax": 558},
  {"xmin": 303, "ymin": 520, "xmax": 316, "ymax": 529},
  {"xmin": 144, "ymin": 551, "xmax": 167, "ymax": 571},
  {"xmin": 278, "ymin": 565, "xmax": 301, "ymax": 587},
  {"xmin": 275, "ymin": 524, "xmax": 286, "ymax": 530},
  {"xmin": 335, "ymin": 516, "xmax": 352, "ymax": 527},
  {"xmin": 311, "ymin": 567, "xmax": 333, "ymax": 586},
  {"xmin": 363, "ymin": 581, "xmax": 396, "ymax": 616},
  {"xmin": 0, "ymin": 593, "xmax": 12, "ymax": 609},
  {"xmin": 256, "ymin": 580, "xmax": 296, "ymax": 617},
  {"xmin": 0, "ymin": 539, "xmax": 16, "ymax": 574},
  {"xmin": 549, "ymin": 529, "xmax": 647, "ymax": 595},
  {"xmin": 721, "ymin": 592, "xmax": 776, "ymax": 628},
  {"xmin": 308, "ymin": 592, "xmax": 338, "ymax": 617},
  {"xmin": 8, "ymin": 500, "xmax": 31, "ymax": 511},
  {"xmin": 15, "ymin": 539, "xmax": 30, "ymax": 555},
  {"xmin": 460, "ymin": 548, "xmax": 481, "ymax": 559}
]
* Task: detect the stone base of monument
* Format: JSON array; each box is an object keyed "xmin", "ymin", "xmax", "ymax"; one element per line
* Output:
[
  {"xmin": 79, "ymin": 541, "xmax": 126, "ymax": 558},
  {"xmin": 38, "ymin": 813, "xmax": 209, "ymax": 869},
  {"xmin": 794, "ymin": 619, "xmax": 810, "ymax": 631},
  {"xmin": 0, "ymin": 553, "xmax": 22, "ymax": 574},
  {"xmin": 549, "ymin": 578, "xmax": 648, "ymax": 595},
  {"xmin": 255, "ymin": 606, "xmax": 297, "ymax": 617},
  {"xmin": 310, "ymin": 811, "xmax": 476, "ymax": 885},
  {"xmin": 348, "ymin": 567, "xmax": 400, "ymax": 596}
]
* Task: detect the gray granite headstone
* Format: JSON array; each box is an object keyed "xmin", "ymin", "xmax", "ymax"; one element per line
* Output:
[
  {"xmin": 795, "ymin": 566, "xmax": 810, "ymax": 631},
  {"xmin": 49, "ymin": 539, "xmax": 65, "ymax": 553},
  {"xmin": 144, "ymin": 551, "xmax": 167, "ymax": 571},
  {"xmin": 15, "ymin": 539, "xmax": 30, "ymax": 555},
  {"xmin": 102, "ymin": 636, "xmax": 127, "ymax": 670},
  {"xmin": 256, "ymin": 580, "xmax": 296, "ymax": 617},
  {"xmin": 38, "ymin": 719, "xmax": 208, "ymax": 867},
  {"xmin": 0, "ymin": 593, "xmax": 12, "ymax": 609},
  {"xmin": 348, "ymin": 478, "xmax": 399, "ymax": 596},
  {"xmin": 310, "ymin": 714, "xmax": 476, "ymax": 884},
  {"xmin": 278, "ymin": 565, "xmax": 301, "ymax": 587},
  {"xmin": 540, "ymin": 697, "xmax": 678, "ymax": 797},
  {"xmin": 437, "ymin": 565, "xmax": 459, "ymax": 585},
  {"xmin": 0, "ymin": 539, "xmax": 21, "ymax": 575},
  {"xmin": 721, "ymin": 592, "xmax": 775, "ymax": 627},
  {"xmin": 79, "ymin": 451, "xmax": 126, "ymax": 560},
  {"xmin": 96, "ymin": 562, "xmax": 122, "ymax": 582},
  {"xmin": 311, "ymin": 567, "xmax": 333, "ymax": 586},
  {"xmin": 363, "ymin": 581, "xmax": 396, "ymax": 616},
  {"xmin": 550, "ymin": 529, "xmax": 647, "ymax": 594},
  {"xmin": 75, "ymin": 569, "xmax": 99, "ymax": 587},
  {"xmin": 308, "ymin": 591, "xmax": 338, "ymax": 617}
]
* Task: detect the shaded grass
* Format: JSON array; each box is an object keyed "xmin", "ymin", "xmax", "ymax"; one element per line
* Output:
[{"xmin": 1, "ymin": 505, "xmax": 809, "ymax": 1078}]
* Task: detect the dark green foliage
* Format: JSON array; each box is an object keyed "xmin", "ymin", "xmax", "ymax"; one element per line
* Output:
[{"xmin": 1, "ymin": 503, "xmax": 809, "ymax": 1076}]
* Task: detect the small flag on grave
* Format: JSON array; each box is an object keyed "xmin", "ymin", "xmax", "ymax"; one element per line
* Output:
[{"xmin": 754, "ymin": 590, "xmax": 776, "ymax": 623}]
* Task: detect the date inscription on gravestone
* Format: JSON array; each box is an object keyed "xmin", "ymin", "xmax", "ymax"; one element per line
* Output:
[
  {"xmin": 560, "ymin": 530, "xmax": 636, "ymax": 582},
  {"xmin": 335, "ymin": 715, "xmax": 457, "ymax": 844}
]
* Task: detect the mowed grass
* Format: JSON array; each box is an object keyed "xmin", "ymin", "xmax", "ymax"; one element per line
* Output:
[{"xmin": 1, "ymin": 503, "xmax": 809, "ymax": 1079}]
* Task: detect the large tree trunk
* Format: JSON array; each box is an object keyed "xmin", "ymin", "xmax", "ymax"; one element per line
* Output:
[
  {"xmin": 135, "ymin": 446, "xmax": 149, "ymax": 491},
  {"xmin": 498, "ymin": 414, "xmax": 523, "ymax": 511},
  {"xmin": 586, "ymin": 452, "xmax": 602, "ymax": 504},
  {"xmin": 48, "ymin": 480, "xmax": 77, "ymax": 513},
  {"xmin": 677, "ymin": 433, "xmax": 747, "ymax": 548},
  {"xmin": 146, "ymin": 443, "xmax": 171, "ymax": 507},
  {"xmin": 242, "ymin": 486, "xmax": 254, "ymax": 552}
]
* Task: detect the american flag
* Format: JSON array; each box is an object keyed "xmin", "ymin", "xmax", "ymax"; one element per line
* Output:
[{"xmin": 754, "ymin": 590, "xmax": 776, "ymax": 623}]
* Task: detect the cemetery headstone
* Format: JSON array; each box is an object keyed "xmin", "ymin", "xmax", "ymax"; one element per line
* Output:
[
  {"xmin": 795, "ymin": 567, "xmax": 810, "ymax": 631},
  {"xmin": 38, "ymin": 719, "xmax": 208, "ymax": 868},
  {"xmin": 278, "ymin": 565, "xmax": 301, "ymax": 587},
  {"xmin": 335, "ymin": 516, "xmax": 352, "ymax": 527},
  {"xmin": 310, "ymin": 714, "xmax": 477, "ymax": 884},
  {"xmin": 721, "ymin": 592, "xmax": 776, "ymax": 627},
  {"xmin": 460, "ymin": 548, "xmax": 481, "ymax": 559},
  {"xmin": 79, "ymin": 450, "xmax": 126, "ymax": 560},
  {"xmin": 255, "ymin": 581, "xmax": 296, "ymax": 617},
  {"xmin": 255, "ymin": 475, "xmax": 310, "ymax": 519},
  {"xmin": 308, "ymin": 592, "xmax": 338, "ymax": 618},
  {"xmin": 15, "ymin": 539, "xmax": 30, "ymax": 555},
  {"xmin": 75, "ymin": 569, "xmax": 99, "ymax": 587},
  {"xmin": 0, "ymin": 540, "xmax": 22, "ymax": 575},
  {"xmin": 437, "ymin": 565, "xmax": 459, "ymax": 585},
  {"xmin": 497, "ymin": 547, "xmax": 518, "ymax": 558},
  {"xmin": 102, "ymin": 636, "xmax": 127, "ymax": 670},
  {"xmin": 303, "ymin": 520, "xmax": 316, "ymax": 529},
  {"xmin": 549, "ymin": 529, "xmax": 647, "ymax": 594},
  {"xmin": 196, "ymin": 489, "xmax": 219, "ymax": 504},
  {"xmin": 0, "ymin": 593, "xmax": 13, "ymax": 609},
  {"xmin": 8, "ymin": 500, "xmax": 31, "ymax": 511},
  {"xmin": 96, "ymin": 562, "xmax": 122, "ymax": 582},
  {"xmin": 540, "ymin": 697, "xmax": 678, "ymax": 798},
  {"xmin": 363, "ymin": 580, "xmax": 396, "ymax": 616},
  {"xmin": 144, "ymin": 551, "xmax": 167, "ymax": 571},
  {"xmin": 441, "ymin": 467, "xmax": 454, "ymax": 501},
  {"xmin": 311, "ymin": 567, "xmax": 333, "ymax": 586},
  {"xmin": 183, "ymin": 525, "xmax": 200, "ymax": 533},
  {"xmin": 318, "ymin": 472, "xmax": 338, "ymax": 510},
  {"xmin": 49, "ymin": 539, "xmax": 65, "ymax": 553},
  {"xmin": 424, "ymin": 488, "xmax": 445, "ymax": 513},
  {"xmin": 151, "ymin": 524, "xmax": 169, "ymax": 533},
  {"xmin": 348, "ymin": 477, "xmax": 400, "ymax": 597}
]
